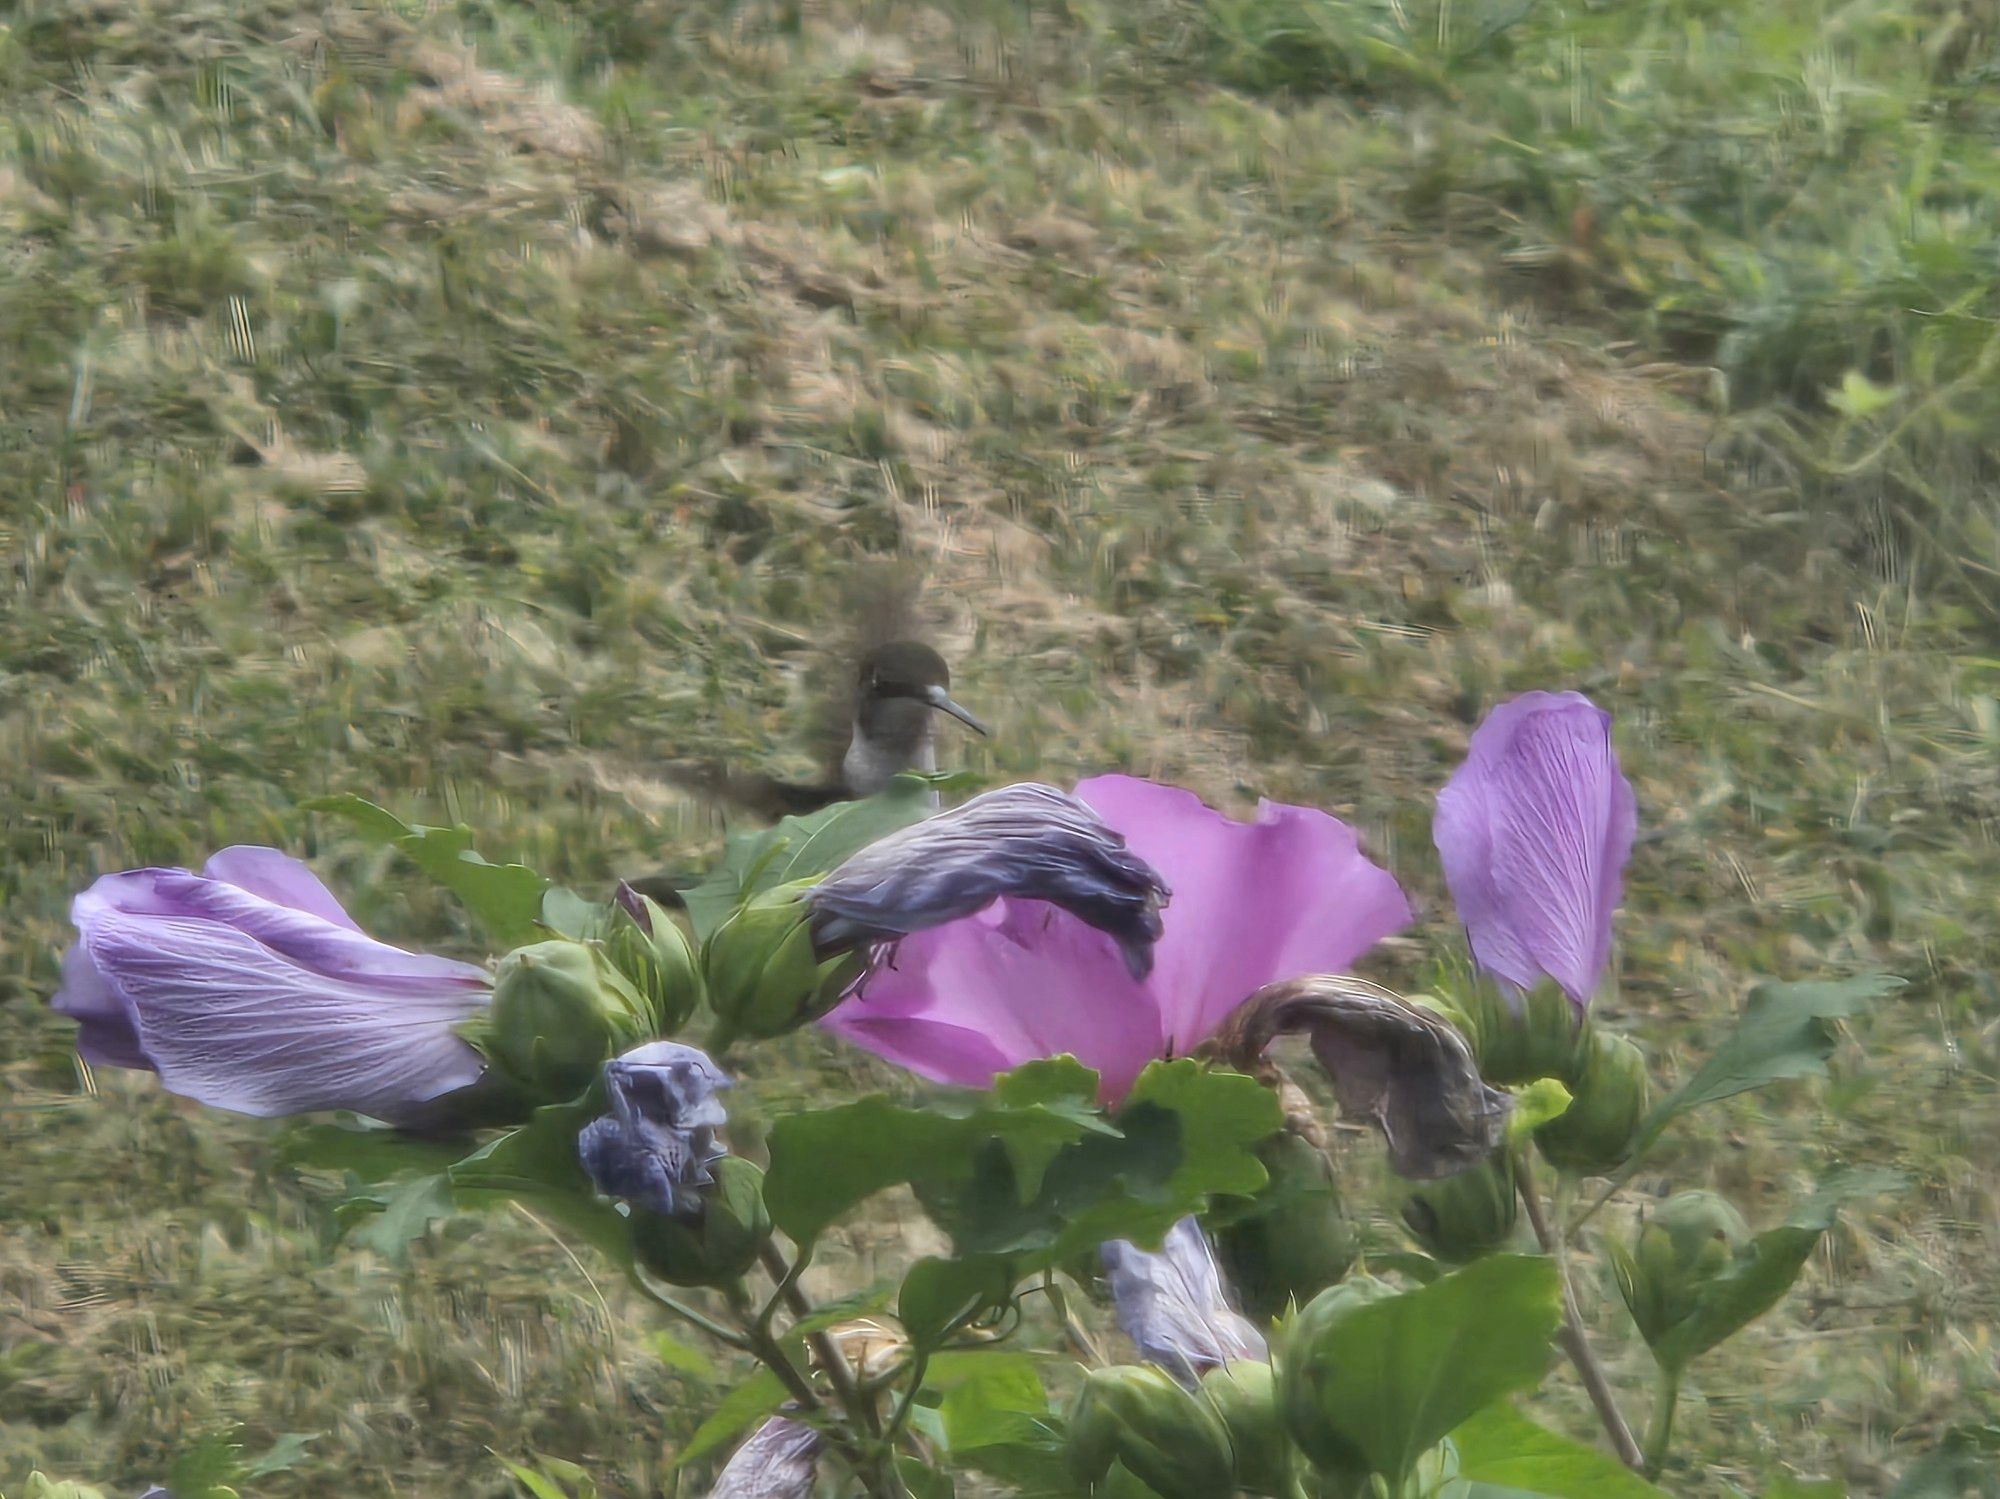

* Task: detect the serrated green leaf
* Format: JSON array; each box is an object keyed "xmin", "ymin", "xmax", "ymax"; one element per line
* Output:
[
  {"xmin": 352, "ymin": 1174, "xmax": 456, "ymax": 1261},
  {"xmin": 276, "ymin": 1118, "xmax": 469, "ymax": 1183},
  {"xmin": 448, "ymin": 1103, "xmax": 635, "ymax": 1270},
  {"xmin": 305, "ymin": 793, "xmax": 548, "ymax": 945},
  {"xmin": 676, "ymin": 1368, "xmax": 788, "ymax": 1467},
  {"xmin": 1643, "ymin": 975, "xmax": 1901, "ymax": 1146},
  {"xmin": 1508, "ymin": 1078, "xmax": 1573, "ymax": 1145},
  {"xmin": 1293, "ymin": 1254, "xmax": 1561, "ymax": 1485},
  {"xmin": 937, "ymin": 1353, "xmax": 1051, "ymax": 1451},
  {"xmin": 680, "ymin": 778, "xmax": 937, "ymax": 941},
  {"xmin": 244, "ymin": 1432, "xmax": 319, "ymax": 1478},
  {"xmin": 541, "ymin": 886, "xmax": 612, "ymax": 940},
  {"xmin": 900, "ymin": 1256, "xmax": 1015, "ymax": 1347},
  {"xmin": 1447, "ymin": 1404, "xmax": 1669, "ymax": 1497}
]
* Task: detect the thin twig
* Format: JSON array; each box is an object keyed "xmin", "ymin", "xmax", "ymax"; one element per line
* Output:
[
  {"xmin": 625, "ymin": 1267, "xmax": 755, "ymax": 1352},
  {"xmin": 1517, "ymin": 1154, "xmax": 1646, "ymax": 1471},
  {"xmin": 761, "ymin": 1242, "xmax": 881, "ymax": 1438}
]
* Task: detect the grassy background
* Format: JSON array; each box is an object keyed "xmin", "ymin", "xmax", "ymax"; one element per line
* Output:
[{"xmin": 3, "ymin": 0, "xmax": 1998, "ymax": 1492}]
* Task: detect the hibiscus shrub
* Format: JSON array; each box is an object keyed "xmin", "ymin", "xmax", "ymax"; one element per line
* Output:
[{"xmin": 48, "ymin": 696, "xmax": 1901, "ymax": 1499}]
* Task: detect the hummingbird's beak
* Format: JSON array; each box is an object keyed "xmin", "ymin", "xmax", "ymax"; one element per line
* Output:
[{"xmin": 922, "ymin": 684, "xmax": 989, "ymax": 736}]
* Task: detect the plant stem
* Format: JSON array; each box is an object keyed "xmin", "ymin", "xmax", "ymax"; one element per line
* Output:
[
  {"xmin": 760, "ymin": 1242, "xmax": 882, "ymax": 1438},
  {"xmin": 1642, "ymin": 1365, "xmax": 1682, "ymax": 1479},
  {"xmin": 1516, "ymin": 1152, "xmax": 1646, "ymax": 1471},
  {"xmin": 882, "ymin": 1349, "xmax": 931, "ymax": 1446},
  {"xmin": 626, "ymin": 1268, "xmax": 754, "ymax": 1351}
]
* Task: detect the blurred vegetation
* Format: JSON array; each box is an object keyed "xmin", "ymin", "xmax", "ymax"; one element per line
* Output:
[{"xmin": 1, "ymin": 0, "xmax": 1997, "ymax": 1494}]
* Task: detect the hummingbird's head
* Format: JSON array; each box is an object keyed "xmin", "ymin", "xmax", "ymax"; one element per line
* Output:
[{"xmin": 857, "ymin": 641, "xmax": 988, "ymax": 737}]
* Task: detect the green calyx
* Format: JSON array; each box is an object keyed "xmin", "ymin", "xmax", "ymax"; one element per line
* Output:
[{"xmin": 1067, "ymin": 1365, "xmax": 1236, "ymax": 1499}]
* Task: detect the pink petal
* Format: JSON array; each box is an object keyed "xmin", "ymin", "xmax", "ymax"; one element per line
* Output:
[
  {"xmin": 203, "ymin": 846, "xmax": 365, "ymax": 931},
  {"xmin": 1074, "ymin": 776, "xmax": 1412, "ymax": 1048},
  {"xmin": 823, "ymin": 900, "xmax": 1166, "ymax": 1098}
]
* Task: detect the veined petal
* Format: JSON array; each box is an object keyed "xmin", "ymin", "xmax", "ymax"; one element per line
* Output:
[
  {"xmin": 1074, "ymin": 776, "xmax": 1412, "ymax": 1049},
  {"xmin": 51, "ymin": 942, "xmax": 149, "ymax": 1070},
  {"xmin": 710, "ymin": 1417, "xmax": 822, "ymax": 1499},
  {"xmin": 1435, "ymin": 692, "xmax": 1635, "ymax": 1007},
  {"xmin": 1100, "ymin": 1216, "xmax": 1268, "ymax": 1385},
  {"xmin": 203, "ymin": 845, "xmax": 365, "ymax": 931},
  {"xmin": 82, "ymin": 911, "xmax": 487, "ymax": 1120}
]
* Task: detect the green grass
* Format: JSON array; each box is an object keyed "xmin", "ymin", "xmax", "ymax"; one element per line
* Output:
[{"xmin": 1, "ymin": 0, "xmax": 1997, "ymax": 1493}]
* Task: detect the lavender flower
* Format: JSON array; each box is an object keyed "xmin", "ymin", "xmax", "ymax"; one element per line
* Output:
[
  {"xmin": 808, "ymin": 782, "xmax": 1170, "ymax": 979},
  {"xmin": 577, "ymin": 1042, "xmax": 730, "ymax": 1218},
  {"xmin": 1100, "ymin": 1217, "xmax": 1268, "ymax": 1386},
  {"xmin": 1433, "ymin": 691, "xmax": 1637, "ymax": 1009},
  {"xmin": 50, "ymin": 847, "xmax": 489, "ymax": 1122}
]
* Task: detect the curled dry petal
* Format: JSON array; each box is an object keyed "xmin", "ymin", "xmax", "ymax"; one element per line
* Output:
[
  {"xmin": 709, "ymin": 1417, "xmax": 823, "ymax": 1499},
  {"xmin": 1213, "ymin": 975, "xmax": 1512, "ymax": 1180},
  {"xmin": 1433, "ymin": 691, "xmax": 1636, "ymax": 1009},
  {"xmin": 578, "ymin": 1041, "xmax": 731, "ymax": 1218},
  {"xmin": 808, "ymin": 782, "xmax": 1170, "ymax": 979},
  {"xmin": 1100, "ymin": 1216, "xmax": 1269, "ymax": 1385}
]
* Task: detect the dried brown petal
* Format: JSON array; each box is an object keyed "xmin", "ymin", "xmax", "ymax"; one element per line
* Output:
[{"xmin": 1212, "ymin": 975, "xmax": 1511, "ymax": 1180}]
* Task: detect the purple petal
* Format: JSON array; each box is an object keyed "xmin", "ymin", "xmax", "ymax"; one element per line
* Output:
[
  {"xmin": 1074, "ymin": 776, "xmax": 1413, "ymax": 1049},
  {"xmin": 710, "ymin": 1417, "xmax": 823, "ymax": 1499},
  {"xmin": 808, "ymin": 783, "xmax": 1169, "ymax": 978},
  {"xmin": 203, "ymin": 845, "xmax": 365, "ymax": 931},
  {"xmin": 822, "ymin": 901, "xmax": 1166, "ymax": 1098},
  {"xmin": 52, "ymin": 942, "xmax": 150, "ymax": 1070},
  {"xmin": 1434, "ymin": 692, "xmax": 1636, "ymax": 1007},
  {"xmin": 1100, "ymin": 1216, "xmax": 1267, "ymax": 1384},
  {"xmin": 79, "ymin": 905, "xmax": 487, "ymax": 1121}
]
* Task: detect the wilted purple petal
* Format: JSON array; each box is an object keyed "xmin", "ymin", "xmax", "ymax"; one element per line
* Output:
[
  {"xmin": 578, "ymin": 1041, "xmax": 730, "ymax": 1217},
  {"xmin": 51, "ymin": 853, "xmax": 490, "ymax": 1121},
  {"xmin": 1434, "ymin": 691, "xmax": 1637, "ymax": 1009},
  {"xmin": 709, "ymin": 1417, "xmax": 822, "ymax": 1499},
  {"xmin": 1100, "ymin": 1216, "xmax": 1268, "ymax": 1385},
  {"xmin": 808, "ymin": 782, "xmax": 1169, "ymax": 979}
]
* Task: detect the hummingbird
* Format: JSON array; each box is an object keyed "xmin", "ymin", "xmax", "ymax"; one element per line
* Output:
[{"xmin": 659, "ymin": 638, "xmax": 987, "ymax": 821}]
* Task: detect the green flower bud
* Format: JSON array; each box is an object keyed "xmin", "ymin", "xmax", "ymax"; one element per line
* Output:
[
  {"xmin": 1400, "ymin": 1151, "xmax": 1520, "ymax": 1263},
  {"xmin": 1535, "ymin": 1029, "xmax": 1649, "ymax": 1176},
  {"xmin": 1067, "ymin": 1365, "xmax": 1236, "ymax": 1499},
  {"xmin": 1278, "ymin": 1276, "xmax": 1396, "ymax": 1476},
  {"xmin": 703, "ymin": 883, "xmax": 865, "ymax": 1046},
  {"xmin": 1614, "ymin": 1190, "xmax": 1751, "ymax": 1352},
  {"xmin": 629, "ymin": 1156, "xmax": 771, "ymax": 1288},
  {"xmin": 1199, "ymin": 1360, "xmax": 1292, "ymax": 1496},
  {"xmin": 479, "ymin": 940, "xmax": 659, "ymax": 1102},
  {"xmin": 1217, "ymin": 1133, "xmax": 1356, "ymax": 1321},
  {"xmin": 1461, "ymin": 979, "xmax": 1582, "ymax": 1087},
  {"xmin": 608, "ymin": 889, "xmax": 704, "ymax": 1034}
]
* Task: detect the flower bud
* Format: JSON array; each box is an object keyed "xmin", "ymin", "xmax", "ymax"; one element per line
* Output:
[
  {"xmin": 1067, "ymin": 1365, "xmax": 1236, "ymax": 1499},
  {"xmin": 1461, "ymin": 978, "xmax": 1583, "ymax": 1087},
  {"xmin": 1615, "ymin": 1191, "xmax": 1750, "ymax": 1355},
  {"xmin": 1278, "ymin": 1276, "xmax": 1400, "ymax": 1478},
  {"xmin": 1216, "ymin": 1133, "xmax": 1356, "ymax": 1321},
  {"xmin": 631, "ymin": 1155, "xmax": 771, "ymax": 1288},
  {"xmin": 1400, "ymin": 1152, "xmax": 1520, "ymax": 1263},
  {"xmin": 1534, "ymin": 1028, "xmax": 1649, "ymax": 1176},
  {"xmin": 480, "ymin": 939, "xmax": 659, "ymax": 1102},
  {"xmin": 609, "ymin": 885, "xmax": 704, "ymax": 1034},
  {"xmin": 1198, "ymin": 1361, "xmax": 1292, "ymax": 1496},
  {"xmin": 703, "ymin": 883, "xmax": 865, "ymax": 1046}
]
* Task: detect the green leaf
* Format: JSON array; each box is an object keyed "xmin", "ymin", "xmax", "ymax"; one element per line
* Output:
[
  {"xmin": 1298, "ymin": 1254, "xmax": 1562, "ymax": 1485},
  {"xmin": 676, "ymin": 1368, "xmax": 788, "ymax": 1466},
  {"xmin": 679, "ymin": 777, "xmax": 938, "ymax": 941},
  {"xmin": 900, "ymin": 1256, "xmax": 1015, "ymax": 1348},
  {"xmin": 937, "ymin": 1354, "xmax": 1052, "ymax": 1451},
  {"xmin": 166, "ymin": 1430, "xmax": 247, "ymax": 1499},
  {"xmin": 1641, "ymin": 1169, "xmax": 1903, "ymax": 1373},
  {"xmin": 244, "ymin": 1433, "xmax": 319, "ymax": 1479},
  {"xmin": 495, "ymin": 1456, "xmax": 570, "ymax": 1499},
  {"xmin": 1448, "ymin": 1404, "xmax": 1669, "ymax": 1498},
  {"xmin": 352, "ymin": 1174, "xmax": 456, "ymax": 1261},
  {"xmin": 652, "ymin": 1331, "xmax": 719, "ymax": 1378},
  {"xmin": 277, "ymin": 1118, "xmax": 470, "ymax": 1183},
  {"xmin": 1507, "ymin": 1078, "xmax": 1573, "ymax": 1145},
  {"xmin": 1642, "ymin": 975, "xmax": 1901, "ymax": 1146},
  {"xmin": 540, "ymin": 886, "xmax": 611, "ymax": 940},
  {"xmin": 898, "ymin": 1457, "xmax": 955, "ymax": 1499},
  {"xmin": 305, "ymin": 792, "xmax": 548, "ymax": 945},
  {"xmin": 448, "ymin": 1103, "xmax": 635, "ymax": 1271}
]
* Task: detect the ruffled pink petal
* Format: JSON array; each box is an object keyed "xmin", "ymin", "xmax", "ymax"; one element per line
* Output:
[
  {"xmin": 1073, "ymin": 776, "xmax": 1411, "ymax": 1048},
  {"xmin": 823, "ymin": 899, "xmax": 1166, "ymax": 1098}
]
